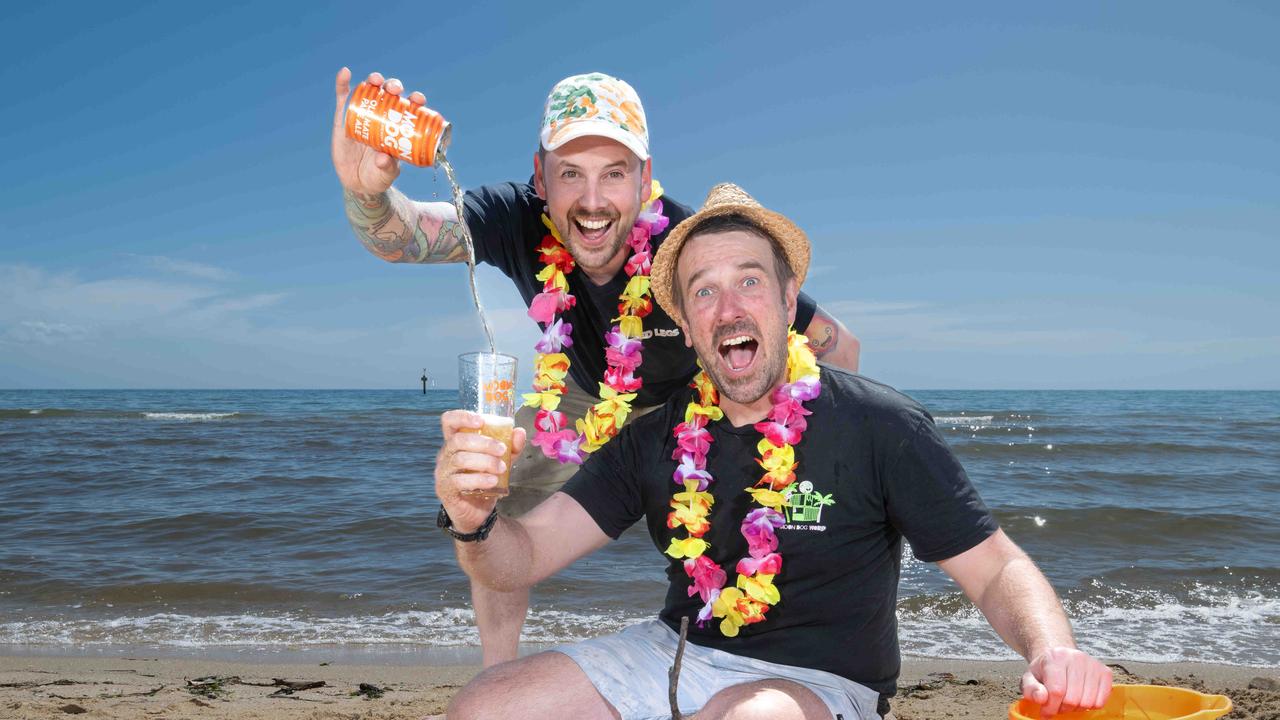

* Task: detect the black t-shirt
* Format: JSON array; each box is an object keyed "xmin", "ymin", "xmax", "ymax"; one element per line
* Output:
[
  {"xmin": 562, "ymin": 367, "xmax": 999, "ymax": 698},
  {"xmin": 463, "ymin": 182, "xmax": 818, "ymax": 407}
]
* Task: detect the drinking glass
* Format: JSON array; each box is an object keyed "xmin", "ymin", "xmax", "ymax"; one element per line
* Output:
[{"xmin": 457, "ymin": 352, "xmax": 518, "ymax": 497}]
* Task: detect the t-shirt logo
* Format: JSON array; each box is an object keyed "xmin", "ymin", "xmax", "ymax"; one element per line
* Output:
[
  {"xmin": 639, "ymin": 328, "xmax": 681, "ymax": 340},
  {"xmin": 780, "ymin": 480, "xmax": 836, "ymax": 531}
]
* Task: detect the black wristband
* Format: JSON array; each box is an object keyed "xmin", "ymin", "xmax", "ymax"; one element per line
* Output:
[{"xmin": 436, "ymin": 505, "xmax": 499, "ymax": 542}]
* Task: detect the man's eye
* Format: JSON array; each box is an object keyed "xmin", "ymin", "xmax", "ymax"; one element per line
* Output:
[
  {"xmin": 743, "ymin": 277, "xmax": 759, "ymax": 287},
  {"xmin": 607, "ymin": 170, "xmax": 625, "ymax": 179},
  {"xmin": 695, "ymin": 288, "xmax": 712, "ymax": 298},
  {"xmin": 561, "ymin": 170, "xmax": 578, "ymax": 179}
]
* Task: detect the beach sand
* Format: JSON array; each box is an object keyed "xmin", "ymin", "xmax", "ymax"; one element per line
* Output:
[{"xmin": 1, "ymin": 652, "xmax": 1275, "ymax": 719}]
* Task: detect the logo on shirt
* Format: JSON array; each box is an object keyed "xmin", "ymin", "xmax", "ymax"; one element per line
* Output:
[
  {"xmin": 779, "ymin": 480, "xmax": 835, "ymax": 532},
  {"xmin": 640, "ymin": 328, "xmax": 681, "ymax": 340}
]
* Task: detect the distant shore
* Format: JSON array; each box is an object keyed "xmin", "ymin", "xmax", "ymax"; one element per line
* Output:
[{"xmin": 1, "ymin": 651, "xmax": 1275, "ymax": 719}]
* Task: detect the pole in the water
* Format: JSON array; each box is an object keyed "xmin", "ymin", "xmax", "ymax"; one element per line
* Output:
[{"xmin": 421, "ymin": 369, "xmax": 429, "ymax": 394}]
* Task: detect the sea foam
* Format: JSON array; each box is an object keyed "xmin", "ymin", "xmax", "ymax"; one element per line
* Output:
[{"xmin": 142, "ymin": 412, "xmax": 239, "ymax": 421}]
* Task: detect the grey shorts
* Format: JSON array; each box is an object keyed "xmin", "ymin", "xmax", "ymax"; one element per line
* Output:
[
  {"xmin": 498, "ymin": 380, "xmax": 660, "ymax": 518},
  {"xmin": 552, "ymin": 620, "xmax": 882, "ymax": 720}
]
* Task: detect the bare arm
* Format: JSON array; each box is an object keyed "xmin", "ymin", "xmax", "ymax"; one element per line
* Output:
[
  {"xmin": 938, "ymin": 529, "xmax": 1112, "ymax": 717},
  {"xmin": 938, "ymin": 530, "xmax": 1073, "ymax": 658},
  {"xmin": 456, "ymin": 493, "xmax": 612, "ymax": 592},
  {"xmin": 802, "ymin": 305, "xmax": 861, "ymax": 372},
  {"xmin": 332, "ymin": 68, "xmax": 468, "ymax": 265},
  {"xmin": 434, "ymin": 410, "xmax": 610, "ymax": 592},
  {"xmin": 344, "ymin": 188, "xmax": 469, "ymax": 264}
]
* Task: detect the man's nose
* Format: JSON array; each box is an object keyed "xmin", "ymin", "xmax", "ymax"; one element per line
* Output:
[
  {"xmin": 716, "ymin": 288, "xmax": 747, "ymax": 322},
  {"xmin": 579, "ymin": 179, "xmax": 606, "ymax": 211}
]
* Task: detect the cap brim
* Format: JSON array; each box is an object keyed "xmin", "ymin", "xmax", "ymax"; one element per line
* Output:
[{"xmin": 542, "ymin": 120, "xmax": 649, "ymax": 161}]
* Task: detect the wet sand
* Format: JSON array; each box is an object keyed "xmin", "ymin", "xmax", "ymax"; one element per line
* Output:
[{"xmin": 1, "ymin": 652, "xmax": 1275, "ymax": 719}]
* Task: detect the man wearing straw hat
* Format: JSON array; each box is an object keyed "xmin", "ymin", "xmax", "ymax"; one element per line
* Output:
[
  {"xmin": 433, "ymin": 184, "xmax": 1112, "ymax": 719},
  {"xmin": 331, "ymin": 69, "xmax": 861, "ymax": 666}
]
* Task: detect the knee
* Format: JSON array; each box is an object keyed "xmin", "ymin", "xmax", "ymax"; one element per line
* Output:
[
  {"xmin": 445, "ymin": 667, "xmax": 504, "ymax": 720},
  {"xmin": 444, "ymin": 682, "xmax": 484, "ymax": 720},
  {"xmin": 698, "ymin": 680, "xmax": 831, "ymax": 720},
  {"xmin": 717, "ymin": 694, "xmax": 799, "ymax": 720}
]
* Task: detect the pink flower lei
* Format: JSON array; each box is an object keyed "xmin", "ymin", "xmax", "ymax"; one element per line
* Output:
[
  {"xmin": 521, "ymin": 181, "xmax": 669, "ymax": 464},
  {"xmin": 663, "ymin": 330, "xmax": 822, "ymax": 637}
]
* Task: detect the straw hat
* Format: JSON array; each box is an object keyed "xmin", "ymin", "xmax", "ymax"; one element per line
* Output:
[{"xmin": 651, "ymin": 183, "xmax": 810, "ymax": 328}]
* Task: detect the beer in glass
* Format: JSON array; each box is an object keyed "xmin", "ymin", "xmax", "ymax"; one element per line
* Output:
[{"xmin": 457, "ymin": 352, "xmax": 518, "ymax": 498}]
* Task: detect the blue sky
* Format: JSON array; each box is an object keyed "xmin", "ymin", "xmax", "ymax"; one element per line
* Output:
[{"xmin": 1, "ymin": 2, "xmax": 1276, "ymax": 389}]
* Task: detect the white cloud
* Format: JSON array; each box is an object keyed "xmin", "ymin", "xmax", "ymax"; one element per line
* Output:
[
  {"xmin": 823, "ymin": 300, "xmax": 931, "ymax": 316},
  {"xmin": 136, "ymin": 255, "xmax": 236, "ymax": 282},
  {"xmin": 0, "ymin": 264, "xmax": 282, "ymax": 345},
  {"xmin": 0, "ymin": 261, "xmax": 542, "ymax": 388},
  {"xmin": 822, "ymin": 297, "xmax": 1134, "ymax": 353},
  {"xmin": 0, "ymin": 264, "xmax": 219, "ymax": 327},
  {"xmin": 192, "ymin": 293, "xmax": 287, "ymax": 316},
  {"xmin": 3, "ymin": 320, "xmax": 90, "ymax": 345}
]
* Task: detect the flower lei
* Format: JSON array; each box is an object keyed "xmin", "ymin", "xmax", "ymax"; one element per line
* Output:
[
  {"xmin": 522, "ymin": 180, "xmax": 669, "ymax": 465},
  {"xmin": 663, "ymin": 330, "xmax": 822, "ymax": 637}
]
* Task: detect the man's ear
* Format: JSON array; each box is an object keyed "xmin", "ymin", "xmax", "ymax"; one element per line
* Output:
[
  {"xmin": 533, "ymin": 152, "xmax": 546, "ymax": 198},
  {"xmin": 641, "ymin": 157, "xmax": 653, "ymax": 201},
  {"xmin": 673, "ymin": 256, "xmax": 692, "ymax": 347},
  {"xmin": 676, "ymin": 299, "xmax": 692, "ymax": 348},
  {"xmin": 784, "ymin": 277, "xmax": 799, "ymax": 327}
]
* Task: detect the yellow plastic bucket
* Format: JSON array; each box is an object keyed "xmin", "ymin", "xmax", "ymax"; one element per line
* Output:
[{"xmin": 1008, "ymin": 683, "xmax": 1232, "ymax": 720}]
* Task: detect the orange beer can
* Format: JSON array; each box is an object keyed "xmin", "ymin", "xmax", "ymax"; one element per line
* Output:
[{"xmin": 344, "ymin": 81, "xmax": 451, "ymax": 167}]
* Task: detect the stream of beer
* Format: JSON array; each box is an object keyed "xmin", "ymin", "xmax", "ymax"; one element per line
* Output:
[{"xmin": 436, "ymin": 150, "xmax": 496, "ymax": 354}]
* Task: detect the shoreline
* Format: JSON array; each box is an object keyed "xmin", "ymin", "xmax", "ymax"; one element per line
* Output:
[
  {"xmin": 6, "ymin": 641, "xmax": 1277, "ymax": 670},
  {"xmin": 1, "ymin": 650, "xmax": 1274, "ymax": 719}
]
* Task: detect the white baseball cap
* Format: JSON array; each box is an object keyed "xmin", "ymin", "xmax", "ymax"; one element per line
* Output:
[{"xmin": 540, "ymin": 72, "xmax": 649, "ymax": 160}]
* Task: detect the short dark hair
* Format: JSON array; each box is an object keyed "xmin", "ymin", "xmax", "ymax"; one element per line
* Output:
[{"xmin": 673, "ymin": 214, "xmax": 795, "ymax": 314}]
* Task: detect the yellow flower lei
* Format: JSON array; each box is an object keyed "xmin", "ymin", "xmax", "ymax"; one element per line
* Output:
[
  {"xmin": 665, "ymin": 330, "xmax": 822, "ymax": 637},
  {"xmin": 522, "ymin": 181, "xmax": 666, "ymax": 463}
]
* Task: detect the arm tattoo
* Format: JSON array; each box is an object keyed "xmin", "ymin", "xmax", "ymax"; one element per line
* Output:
[
  {"xmin": 344, "ymin": 188, "xmax": 468, "ymax": 264},
  {"xmin": 807, "ymin": 313, "xmax": 839, "ymax": 358}
]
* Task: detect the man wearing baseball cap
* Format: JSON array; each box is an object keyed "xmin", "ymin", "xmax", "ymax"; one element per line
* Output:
[
  {"xmin": 330, "ymin": 69, "xmax": 861, "ymax": 666},
  {"xmin": 434, "ymin": 183, "xmax": 1112, "ymax": 720}
]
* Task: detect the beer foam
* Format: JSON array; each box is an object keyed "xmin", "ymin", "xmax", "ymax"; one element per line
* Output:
[{"xmin": 477, "ymin": 413, "xmax": 515, "ymax": 427}]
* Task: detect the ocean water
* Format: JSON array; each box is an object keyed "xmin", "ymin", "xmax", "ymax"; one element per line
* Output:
[{"xmin": 0, "ymin": 389, "xmax": 1276, "ymax": 666}]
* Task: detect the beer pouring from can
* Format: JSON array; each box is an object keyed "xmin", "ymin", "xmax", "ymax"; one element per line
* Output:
[
  {"xmin": 344, "ymin": 81, "xmax": 451, "ymax": 167},
  {"xmin": 341, "ymin": 73, "xmax": 497, "ymax": 353}
]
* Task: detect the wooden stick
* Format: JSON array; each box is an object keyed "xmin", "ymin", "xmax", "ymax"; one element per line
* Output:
[
  {"xmin": 268, "ymin": 679, "xmax": 326, "ymax": 695},
  {"xmin": 668, "ymin": 616, "xmax": 690, "ymax": 720}
]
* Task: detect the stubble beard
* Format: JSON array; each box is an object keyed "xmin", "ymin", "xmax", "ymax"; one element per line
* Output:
[
  {"xmin": 563, "ymin": 224, "xmax": 629, "ymax": 276},
  {"xmin": 551, "ymin": 203, "xmax": 640, "ymax": 279},
  {"xmin": 697, "ymin": 321, "xmax": 789, "ymax": 408}
]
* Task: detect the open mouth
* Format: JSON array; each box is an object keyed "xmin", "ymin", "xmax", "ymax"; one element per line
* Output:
[
  {"xmin": 718, "ymin": 334, "xmax": 759, "ymax": 373},
  {"xmin": 573, "ymin": 215, "xmax": 616, "ymax": 246}
]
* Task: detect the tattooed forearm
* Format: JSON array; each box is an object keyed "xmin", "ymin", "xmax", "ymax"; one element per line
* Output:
[
  {"xmin": 344, "ymin": 188, "xmax": 403, "ymax": 260},
  {"xmin": 429, "ymin": 220, "xmax": 470, "ymax": 264},
  {"xmin": 344, "ymin": 188, "xmax": 468, "ymax": 264}
]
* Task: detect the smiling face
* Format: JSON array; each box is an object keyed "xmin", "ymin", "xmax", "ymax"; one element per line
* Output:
[
  {"xmin": 675, "ymin": 227, "xmax": 799, "ymax": 413},
  {"xmin": 534, "ymin": 135, "xmax": 652, "ymax": 284}
]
